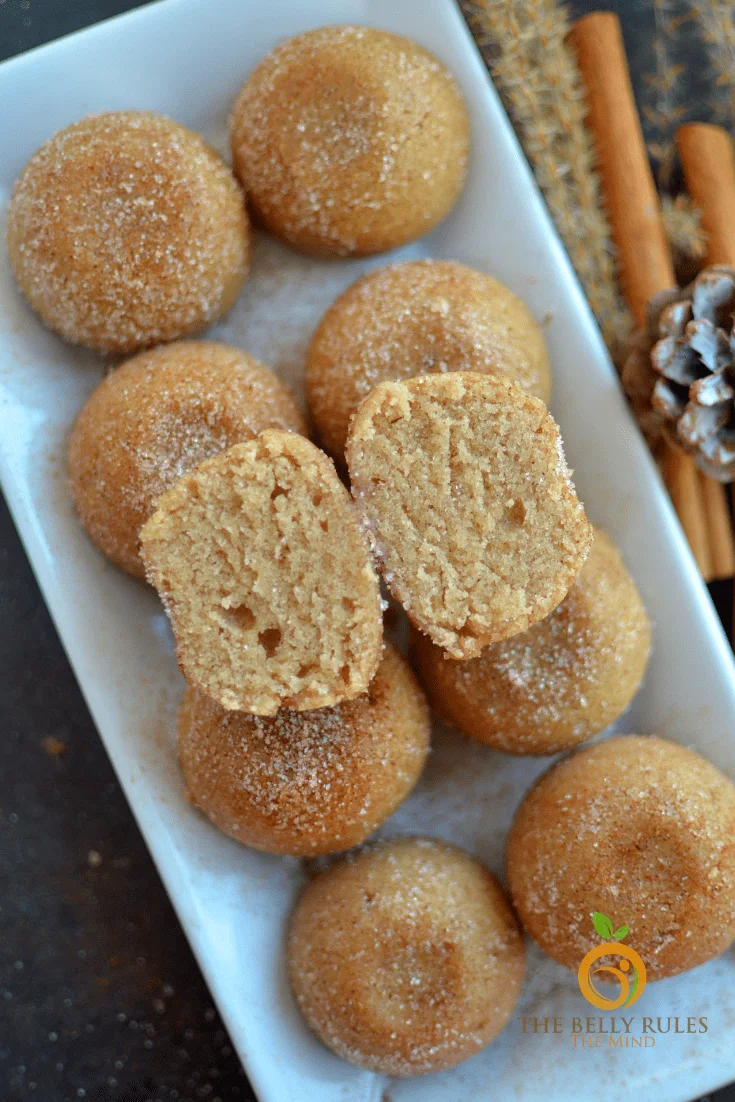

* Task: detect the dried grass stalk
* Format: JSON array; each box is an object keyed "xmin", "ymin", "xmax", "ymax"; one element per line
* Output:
[
  {"xmin": 643, "ymin": 0, "xmax": 695, "ymax": 188},
  {"xmin": 695, "ymin": 0, "xmax": 735, "ymax": 120},
  {"xmin": 661, "ymin": 193, "xmax": 708, "ymax": 284},
  {"xmin": 462, "ymin": 0, "xmax": 632, "ymax": 355}
]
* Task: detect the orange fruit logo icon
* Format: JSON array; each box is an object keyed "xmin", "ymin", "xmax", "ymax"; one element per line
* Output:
[{"xmin": 577, "ymin": 912, "xmax": 647, "ymax": 1009}]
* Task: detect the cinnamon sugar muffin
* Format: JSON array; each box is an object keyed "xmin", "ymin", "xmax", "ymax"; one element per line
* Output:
[
  {"xmin": 306, "ymin": 260, "xmax": 552, "ymax": 459},
  {"xmin": 7, "ymin": 112, "xmax": 249, "ymax": 353},
  {"xmin": 506, "ymin": 736, "xmax": 735, "ymax": 980},
  {"xmin": 230, "ymin": 26, "xmax": 469, "ymax": 257},
  {"xmin": 68, "ymin": 341, "xmax": 305, "ymax": 579},
  {"xmin": 140, "ymin": 431, "xmax": 383, "ymax": 715},
  {"xmin": 413, "ymin": 530, "xmax": 651, "ymax": 754},
  {"xmin": 288, "ymin": 838, "xmax": 525, "ymax": 1075},
  {"xmin": 346, "ymin": 372, "xmax": 593, "ymax": 659},
  {"xmin": 177, "ymin": 645, "xmax": 429, "ymax": 856}
]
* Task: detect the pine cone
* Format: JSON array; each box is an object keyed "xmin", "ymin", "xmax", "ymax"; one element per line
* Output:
[{"xmin": 622, "ymin": 265, "xmax": 735, "ymax": 481}]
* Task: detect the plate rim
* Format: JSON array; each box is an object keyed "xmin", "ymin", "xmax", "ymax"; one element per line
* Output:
[{"xmin": 1, "ymin": 2, "xmax": 734, "ymax": 1101}]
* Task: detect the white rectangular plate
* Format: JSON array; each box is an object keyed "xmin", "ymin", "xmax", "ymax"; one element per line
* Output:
[{"xmin": 2, "ymin": 2, "xmax": 735, "ymax": 1100}]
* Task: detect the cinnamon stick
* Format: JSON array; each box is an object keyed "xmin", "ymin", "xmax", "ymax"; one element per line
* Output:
[
  {"xmin": 677, "ymin": 123, "xmax": 735, "ymax": 266},
  {"xmin": 698, "ymin": 472, "xmax": 735, "ymax": 579},
  {"xmin": 569, "ymin": 12, "xmax": 673, "ymax": 324},
  {"xmin": 677, "ymin": 122, "xmax": 735, "ymax": 582},
  {"xmin": 663, "ymin": 450, "xmax": 713, "ymax": 579},
  {"xmin": 569, "ymin": 12, "xmax": 713, "ymax": 580}
]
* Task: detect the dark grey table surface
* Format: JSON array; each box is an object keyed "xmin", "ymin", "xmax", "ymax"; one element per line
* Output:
[{"xmin": 1, "ymin": 3, "xmax": 734, "ymax": 1101}]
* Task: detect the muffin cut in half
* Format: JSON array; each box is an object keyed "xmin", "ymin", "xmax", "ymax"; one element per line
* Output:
[
  {"xmin": 346, "ymin": 372, "xmax": 593, "ymax": 659},
  {"xmin": 140, "ymin": 431, "xmax": 383, "ymax": 714}
]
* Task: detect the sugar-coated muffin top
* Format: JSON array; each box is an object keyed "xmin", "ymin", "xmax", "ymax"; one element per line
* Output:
[
  {"xmin": 177, "ymin": 644, "xmax": 429, "ymax": 856},
  {"xmin": 507, "ymin": 735, "xmax": 735, "ymax": 981},
  {"xmin": 306, "ymin": 260, "xmax": 551, "ymax": 459},
  {"xmin": 68, "ymin": 341, "xmax": 305, "ymax": 578},
  {"xmin": 288, "ymin": 837, "xmax": 525, "ymax": 1075},
  {"xmin": 8, "ymin": 111, "xmax": 249, "ymax": 352},
  {"xmin": 413, "ymin": 529, "xmax": 651, "ymax": 754},
  {"xmin": 230, "ymin": 26, "xmax": 469, "ymax": 257}
]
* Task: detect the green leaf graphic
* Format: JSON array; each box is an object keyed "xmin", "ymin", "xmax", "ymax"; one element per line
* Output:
[
  {"xmin": 613, "ymin": 925, "xmax": 629, "ymax": 941},
  {"xmin": 623, "ymin": 966, "xmax": 639, "ymax": 1008},
  {"xmin": 592, "ymin": 912, "xmax": 614, "ymax": 939}
]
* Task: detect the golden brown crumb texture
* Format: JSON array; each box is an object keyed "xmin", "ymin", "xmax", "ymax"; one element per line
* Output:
[
  {"xmin": 140, "ymin": 430, "xmax": 383, "ymax": 714},
  {"xmin": 347, "ymin": 372, "xmax": 593, "ymax": 659}
]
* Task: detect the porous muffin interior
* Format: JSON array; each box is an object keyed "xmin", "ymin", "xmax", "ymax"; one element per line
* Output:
[
  {"xmin": 140, "ymin": 431, "xmax": 383, "ymax": 714},
  {"xmin": 347, "ymin": 372, "xmax": 592, "ymax": 658}
]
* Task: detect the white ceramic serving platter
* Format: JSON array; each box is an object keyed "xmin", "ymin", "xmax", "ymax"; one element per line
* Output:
[{"xmin": 1, "ymin": 1, "xmax": 735, "ymax": 1099}]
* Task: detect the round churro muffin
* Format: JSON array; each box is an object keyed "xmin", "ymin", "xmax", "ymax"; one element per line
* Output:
[
  {"xmin": 140, "ymin": 431, "xmax": 383, "ymax": 715},
  {"xmin": 413, "ymin": 530, "xmax": 651, "ymax": 755},
  {"xmin": 7, "ymin": 112, "xmax": 249, "ymax": 353},
  {"xmin": 230, "ymin": 26, "xmax": 469, "ymax": 258},
  {"xmin": 346, "ymin": 372, "xmax": 593, "ymax": 660},
  {"xmin": 177, "ymin": 645, "xmax": 429, "ymax": 856},
  {"xmin": 507, "ymin": 736, "xmax": 735, "ymax": 981},
  {"xmin": 288, "ymin": 838, "xmax": 525, "ymax": 1075},
  {"xmin": 306, "ymin": 260, "xmax": 552, "ymax": 459},
  {"xmin": 68, "ymin": 342, "xmax": 305, "ymax": 579}
]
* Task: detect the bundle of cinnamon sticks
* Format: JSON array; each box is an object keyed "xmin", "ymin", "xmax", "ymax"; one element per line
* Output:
[{"xmin": 568, "ymin": 12, "xmax": 735, "ymax": 589}]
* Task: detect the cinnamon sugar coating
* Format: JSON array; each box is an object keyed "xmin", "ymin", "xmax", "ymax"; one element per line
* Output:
[
  {"xmin": 413, "ymin": 530, "xmax": 651, "ymax": 754},
  {"xmin": 68, "ymin": 341, "xmax": 305, "ymax": 579},
  {"xmin": 306, "ymin": 260, "xmax": 552, "ymax": 459},
  {"xmin": 507, "ymin": 735, "xmax": 735, "ymax": 980},
  {"xmin": 177, "ymin": 645, "xmax": 429, "ymax": 856},
  {"xmin": 288, "ymin": 838, "xmax": 525, "ymax": 1075},
  {"xmin": 8, "ymin": 111, "xmax": 249, "ymax": 353},
  {"xmin": 230, "ymin": 26, "xmax": 469, "ymax": 258}
]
